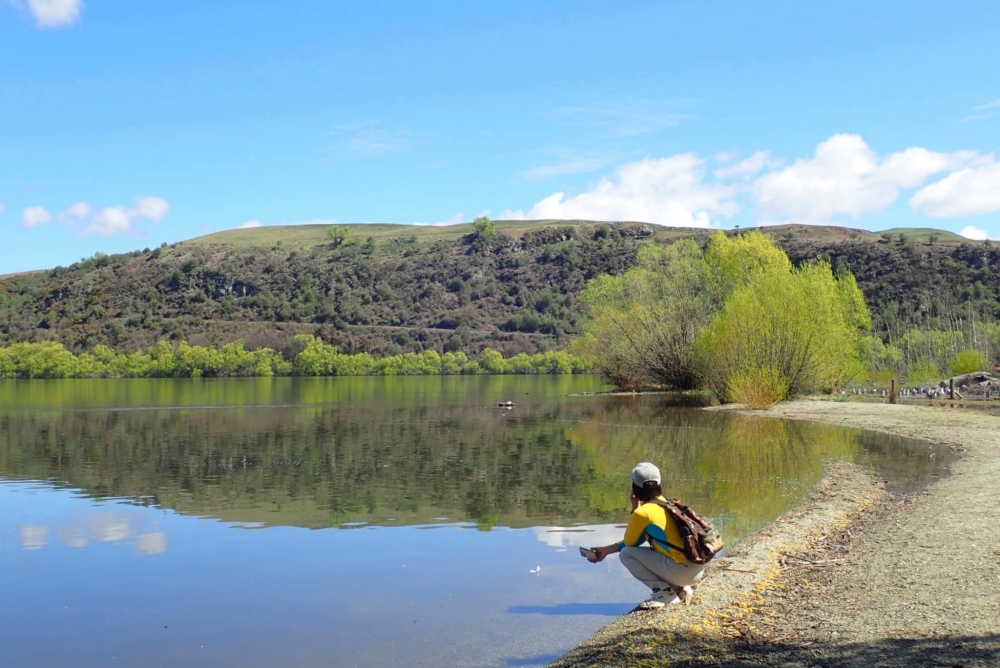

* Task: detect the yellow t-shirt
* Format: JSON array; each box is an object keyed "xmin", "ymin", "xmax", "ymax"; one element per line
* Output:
[{"xmin": 619, "ymin": 496, "xmax": 688, "ymax": 564}]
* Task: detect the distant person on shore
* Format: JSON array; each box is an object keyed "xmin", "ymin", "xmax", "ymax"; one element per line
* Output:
[{"xmin": 586, "ymin": 462, "xmax": 705, "ymax": 608}]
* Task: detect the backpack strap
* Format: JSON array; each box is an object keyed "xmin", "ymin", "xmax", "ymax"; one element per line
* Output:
[
  {"xmin": 647, "ymin": 533, "xmax": 686, "ymax": 555},
  {"xmin": 645, "ymin": 499, "xmax": 686, "ymax": 554}
]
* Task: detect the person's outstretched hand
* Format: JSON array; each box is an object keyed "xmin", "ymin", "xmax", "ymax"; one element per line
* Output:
[{"xmin": 588, "ymin": 546, "xmax": 612, "ymax": 563}]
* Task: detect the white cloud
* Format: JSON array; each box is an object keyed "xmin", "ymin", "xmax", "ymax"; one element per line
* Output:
[
  {"xmin": 507, "ymin": 155, "xmax": 738, "ymax": 227},
  {"xmin": 275, "ymin": 219, "xmax": 339, "ymax": 226},
  {"xmin": 752, "ymin": 134, "xmax": 982, "ymax": 224},
  {"xmin": 413, "ymin": 211, "xmax": 465, "ymax": 226},
  {"xmin": 533, "ymin": 524, "xmax": 626, "ymax": 550},
  {"xmin": 57, "ymin": 526, "xmax": 90, "ymax": 549},
  {"xmin": 57, "ymin": 201, "xmax": 92, "ymax": 225},
  {"xmin": 714, "ymin": 151, "xmax": 781, "ymax": 179},
  {"xmin": 521, "ymin": 155, "xmax": 610, "ymax": 181},
  {"xmin": 24, "ymin": 0, "xmax": 83, "ymax": 28},
  {"xmin": 131, "ymin": 196, "xmax": 170, "ymax": 222},
  {"xmin": 959, "ymin": 226, "xmax": 992, "ymax": 241},
  {"xmin": 957, "ymin": 112, "xmax": 996, "ymax": 124},
  {"xmin": 972, "ymin": 99, "xmax": 1000, "ymax": 111},
  {"xmin": 19, "ymin": 524, "xmax": 49, "ymax": 550},
  {"xmin": 88, "ymin": 206, "xmax": 133, "ymax": 235},
  {"xmin": 0, "ymin": 203, "xmax": 5, "ymax": 215},
  {"xmin": 136, "ymin": 531, "xmax": 168, "ymax": 556},
  {"xmin": 85, "ymin": 196, "xmax": 170, "ymax": 236},
  {"xmin": 90, "ymin": 515, "xmax": 131, "ymax": 542},
  {"xmin": 21, "ymin": 206, "xmax": 51, "ymax": 227},
  {"xmin": 51, "ymin": 512, "xmax": 165, "ymax": 552},
  {"xmin": 910, "ymin": 161, "xmax": 1000, "ymax": 218},
  {"xmin": 540, "ymin": 100, "xmax": 692, "ymax": 137},
  {"xmin": 329, "ymin": 120, "xmax": 418, "ymax": 156},
  {"xmin": 237, "ymin": 219, "xmax": 263, "ymax": 229}
]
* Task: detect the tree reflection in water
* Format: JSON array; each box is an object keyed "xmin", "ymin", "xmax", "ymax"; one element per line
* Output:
[{"xmin": 0, "ymin": 380, "xmax": 955, "ymax": 540}]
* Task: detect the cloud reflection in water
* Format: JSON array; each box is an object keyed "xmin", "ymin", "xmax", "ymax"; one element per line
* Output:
[{"xmin": 17, "ymin": 511, "xmax": 167, "ymax": 555}]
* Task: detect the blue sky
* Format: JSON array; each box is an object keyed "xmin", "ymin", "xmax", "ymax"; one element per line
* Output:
[{"xmin": 2, "ymin": 0, "xmax": 999, "ymax": 273}]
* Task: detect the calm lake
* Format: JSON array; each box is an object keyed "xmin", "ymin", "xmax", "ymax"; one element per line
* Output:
[{"xmin": 0, "ymin": 377, "xmax": 955, "ymax": 668}]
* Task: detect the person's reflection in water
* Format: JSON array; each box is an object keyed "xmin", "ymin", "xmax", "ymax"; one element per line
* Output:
[{"xmin": 585, "ymin": 462, "xmax": 705, "ymax": 609}]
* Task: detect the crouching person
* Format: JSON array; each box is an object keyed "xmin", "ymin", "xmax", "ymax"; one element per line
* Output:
[{"xmin": 586, "ymin": 462, "xmax": 705, "ymax": 609}]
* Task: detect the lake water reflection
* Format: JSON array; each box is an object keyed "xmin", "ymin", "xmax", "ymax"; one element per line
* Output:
[{"xmin": 0, "ymin": 377, "xmax": 955, "ymax": 668}]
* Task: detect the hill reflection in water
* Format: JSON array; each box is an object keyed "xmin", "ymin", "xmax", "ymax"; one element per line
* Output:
[{"xmin": 0, "ymin": 378, "xmax": 955, "ymax": 544}]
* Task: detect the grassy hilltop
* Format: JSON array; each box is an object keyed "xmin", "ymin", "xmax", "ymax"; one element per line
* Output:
[{"xmin": 0, "ymin": 219, "xmax": 997, "ymax": 357}]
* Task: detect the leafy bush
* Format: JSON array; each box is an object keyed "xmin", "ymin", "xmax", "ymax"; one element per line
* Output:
[
  {"xmin": 472, "ymin": 216, "xmax": 496, "ymax": 237},
  {"xmin": 948, "ymin": 349, "xmax": 991, "ymax": 376},
  {"xmin": 696, "ymin": 259, "xmax": 870, "ymax": 400},
  {"xmin": 859, "ymin": 336, "xmax": 905, "ymax": 378},
  {"xmin": 327, "ymin": 226, "xmax": 352, "ymax": 246},
  {"xmin": 907, "ymin": 361, "xmax": 941, "ymax": 383},
  {"xmin": 726, "ymin": 366, "xmax": 789, "ymax": 409}
]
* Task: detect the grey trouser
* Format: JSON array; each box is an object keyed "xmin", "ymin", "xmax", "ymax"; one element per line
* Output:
[{"xmin": 619, "ymin": 546, "xmax": 705, "ymax": 591}]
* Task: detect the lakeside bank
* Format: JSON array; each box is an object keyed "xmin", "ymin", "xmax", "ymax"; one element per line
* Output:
[{"xmin": 552, "ymin": 400, "xmax": 1000, "ymax": 668}]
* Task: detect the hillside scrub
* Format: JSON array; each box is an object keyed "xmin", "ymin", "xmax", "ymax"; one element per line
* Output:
[
  {"xmin": 3, "ymin": 221, "xmax": 1000, "ymax": 359},
  {"xmin": 0, "ymin": 222, "xmax": 652, "ymax": 357},
  {"xmin": 0, "ymin": 337, "xmax": 591, "ymax": 379},
  {"xmin": 580, "ymin": 231, "xmax": 872, "ymax": 401}
]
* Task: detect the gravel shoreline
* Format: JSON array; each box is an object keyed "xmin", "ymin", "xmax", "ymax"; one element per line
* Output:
[{"xmin": 550, "ymin": 400, "xmax": 1000, "ymax": 668}]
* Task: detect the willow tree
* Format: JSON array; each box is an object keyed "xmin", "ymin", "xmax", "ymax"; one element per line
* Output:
[
  {"xmin": 578, "ymin": 239, "xmax": 714, "ymax": 388},
  {"xmin": 579, "ymin": 230, "xmax": 872, "ymax": 405},
  {"xmin": 695, "ymin": 258, "xmax": 871, "ymax": 405}
]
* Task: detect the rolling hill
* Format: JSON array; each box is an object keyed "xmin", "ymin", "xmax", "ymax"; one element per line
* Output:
[{"xmin": 1, "ymin": 220, "xmax": 996, "ymax": 356}]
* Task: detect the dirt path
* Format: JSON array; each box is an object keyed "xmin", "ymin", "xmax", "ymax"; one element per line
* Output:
[{"xmin": 552, "ymin": 400, "xmax": 1000, "ymax": 667}]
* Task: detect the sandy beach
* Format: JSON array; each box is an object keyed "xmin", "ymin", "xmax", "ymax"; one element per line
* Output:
[{"xmin": 551, "ymin": 400, "xmax": 1000, "ymax": 668}]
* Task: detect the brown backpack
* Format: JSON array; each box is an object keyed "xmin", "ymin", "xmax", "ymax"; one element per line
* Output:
[{"xmin": 650, "ymin": 498, "xmax": 724, "ymax": 564}]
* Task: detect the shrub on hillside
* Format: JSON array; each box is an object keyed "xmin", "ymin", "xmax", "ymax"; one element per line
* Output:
[
  {"xmin": 327, "ymin": 226, "xmax": 352, "ymax": 246},
  {"xmin": 948, "ymin": 349, "xmax": 991, "ymax": 376}
]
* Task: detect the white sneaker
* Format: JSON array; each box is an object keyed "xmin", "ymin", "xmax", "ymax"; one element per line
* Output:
[{"xmin": 638, "ymin": 588, "xmax": 680, "ymax": 609}]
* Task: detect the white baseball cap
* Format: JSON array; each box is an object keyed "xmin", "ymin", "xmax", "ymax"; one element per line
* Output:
[{"xmin": 631, "ymin": 462, "xmax": 661, "ymax": 487}]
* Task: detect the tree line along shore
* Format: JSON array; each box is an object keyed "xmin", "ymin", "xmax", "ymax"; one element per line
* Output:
[{"xmin": 0, "ymin": 336, "xmax": 591, "ymax": 379}]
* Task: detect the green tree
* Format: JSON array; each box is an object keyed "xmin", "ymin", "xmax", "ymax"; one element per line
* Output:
[
  {"xmin": 327, "ymin": 225, "xmax": 352, "ymax": 246},
  {"xmin": 579, "ymin": 240, "xmax": 713, "ymax": 388},
  {"xmin": 695, "ymin": 258, "xmax": 870, "ymax": 402},
  {"xmin": 472, "ymin": 216, "xmax": 496, "ymax": 237},
  {"xmin": 577, "ymin": 230, "xmax": 871, "ymax": 403}
]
